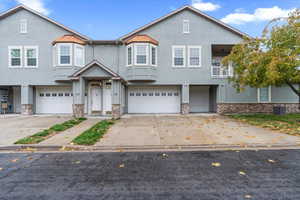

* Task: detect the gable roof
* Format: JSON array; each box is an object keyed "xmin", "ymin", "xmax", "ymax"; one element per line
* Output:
[
  {"xmin": 0, "ymin": 4, "xmax": 90, "ymax": 40},
  {"xmin": 120, "ymin": 5, "xmax": 250, "ymax": 40},
  {"xmin": 53, "ymin": 34, "xmax": 87, "ymax": 45},
  {"xmin": 70, "ymin": 60, "xmax": 122, "ymax": 79}
]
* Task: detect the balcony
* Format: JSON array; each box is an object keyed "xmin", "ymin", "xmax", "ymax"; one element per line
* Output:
[
  {"xmin": 126, "ymin": 66, "xmax": 157, "ymax": 82},
  {"xmin": 211, "ymin": 65, "xmax": 232, "ymax": 78}
]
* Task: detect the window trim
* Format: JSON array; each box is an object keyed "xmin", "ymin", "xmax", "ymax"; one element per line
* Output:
[
  {"xmin": 126, "ymin": 44, "xmax": 133, "ymax": 66},
  {"xmin": 20, "ymin": 19, "xmax": 27, "ymax": 34},
  {"xmin": 187, "ymin": 45, "xmax": 202, "ymax": 67},
  {"xmin": 150, "ymin": 44, "xmax": 157, "ymax": 66},
  {"xmin": 172, "ymin": 45, "xmax": 186, "ymax": 68},
  {"xmin": 257, "ymin": 86, "xmax": 272, "ymax": 103},
  {"xmin": 57, "ymin": 43, "xmax": 73, "ymax": 66},
  {"xmin": 183, "ymin": 20, "xmax": 190, "ymax": 34},
  {"xmin": 74, "ymin": 44, "xmax": 85, "ymax": 67},
  {"xmin": 24, "ymin": 46, "xmax": 38, "ymax": 68},
  {"xmin": 8, "ymin": 46, "xmax": 23, "ymax": 68},
  {"xmin": 134, "ymin": 43, "xmax": 149, "ymax": 66}
]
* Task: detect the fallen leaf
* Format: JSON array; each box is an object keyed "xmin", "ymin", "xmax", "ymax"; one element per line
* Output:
[
  {"xmin": 268, "ymin": 159, "xmax": 276, "ymax": 163},
  {"xmin": 239, "ymin": 171, "xmax": 246, "ymax": 176},
  {"xmin": 11, "ymin": 159, "xmax": 19, "ymax": 163},
  {"xmin": 117, "ymin": 149, "xmax": 124, "ymax": 152},
  {"xmin": 75, "ymin": 161, "xmax": 81, "ymax": 164},
  {"xmin": 119, "ymin": 164, "xmax": 125, "ymax": 168},
  {"xmin": 0, "ymin": 168, "xmax": 3, "ymax": 171},
  {"xmin": 162, "ymin": 153, "xmax": 168, "ymax": 158},
  {"xmin": 244, "ymin": 194, "xmax": 252, "ymax": 199},
  {"xmin": 211, "ymin": 162, "xmax": 221, "ymax": 167},
  {"xmin": 185, "ymin": 136, "xmax": 191, "ymax": 140}
]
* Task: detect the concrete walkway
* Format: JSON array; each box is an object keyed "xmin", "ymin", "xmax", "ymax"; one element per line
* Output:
[
  {"xmin": 41, "ymin": 118, "xmax": 101, "ymax": 145},
  {"xmin": 95, "ymin": 114, "xmax": 300, "ymax": 147}
]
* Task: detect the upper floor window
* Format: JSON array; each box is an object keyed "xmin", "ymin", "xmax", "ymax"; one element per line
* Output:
[
  {"xmin": 75, "ymin": 44, "xmax": 84, "ymax": 67},
  {"xmin": 172, "ymin": 46, "xmax": 185, "ymax": 67},
  {"xmin": 135, "ymin": 44, "xmax": 148, "ymax": 65},
  {"xmin": 150, "ymin": 45, "xmax": 157, "ymax": 66},
  {"xmin": 20, "ymin": 19, "xmax": 27, "ymax": 34},
  {"xmin": 127, "ymin": 45, "xmax": 133, "ymax": 66},
  {"xmin": 58, "ymin": 44, "xmax": 72, "ymax": 66},
  {"xmin": 211, "ymin": 56, "xmax": 233, "ymax": 78},
  {"xmin": 183, "ymin": 20, "xmax": 190, "ymax": 34},
  {"xmin": 8, "ymin": 46, "xmax": 22, "ymax": 68},
  {"xmin": 188, "ymin": 46, "xmax": 201, "ymax": 67},
  {"xmin": 258, "ymin": 87, "xmax": 271, "ymax": 103},
  {"xmin": 24, "ymin": 46, "xmax": 38, "ymax": 68}
]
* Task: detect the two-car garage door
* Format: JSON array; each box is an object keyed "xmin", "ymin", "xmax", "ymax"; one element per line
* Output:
[
  {"xmin": 128, "ymin": 86, "xmax": 181, "ymax": 113},
  {"xmin": 36, "ymin": 87, "xmax": 73, "ymax": 114}
]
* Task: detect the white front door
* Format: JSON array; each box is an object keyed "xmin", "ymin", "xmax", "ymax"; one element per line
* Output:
[{"xmin": 91, "ymin": 85, "xmax": 102, "ymax": 112}]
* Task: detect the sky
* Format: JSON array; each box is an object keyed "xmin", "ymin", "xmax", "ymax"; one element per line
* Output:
[{"xmin": 0, "ymin": 0, "xmax": 299, "ymax": 39}]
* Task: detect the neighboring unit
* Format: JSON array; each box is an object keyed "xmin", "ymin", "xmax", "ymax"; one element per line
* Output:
[{"xmin": 0, "ymin": 5, "xmax": 298, "ymax": 118}]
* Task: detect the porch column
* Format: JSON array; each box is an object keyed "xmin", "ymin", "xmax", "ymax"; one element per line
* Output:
[
  {"xmin": 21, "ymin": 85, "xmax": 33, "ymax": 115},
  {"xmin": 181, "ymin": 83, "xmax": 190, "ymax": 114},
  {"xmin": 72, "ymin": 77, "xmax": 85, "ymax": 118},
  {"xmin": 112, "ymin": 79, "xmax": 122, "ymax": 119}
]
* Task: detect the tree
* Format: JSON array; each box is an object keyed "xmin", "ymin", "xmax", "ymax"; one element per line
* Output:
[{"xmin": 222, "ymin": 9, "xmax": 300, "ymax": 109}]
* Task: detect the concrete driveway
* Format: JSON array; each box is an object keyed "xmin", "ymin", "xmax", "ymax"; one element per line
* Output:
[
  {"xmin": 96, "ymin": 114, "xmax": 300, "ymax": 147},
  {"xmin": 0, "ymin": 115, "xmax": 71, "ymax": 145}
]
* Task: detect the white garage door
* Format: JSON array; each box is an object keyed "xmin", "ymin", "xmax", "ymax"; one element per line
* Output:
[
  {"xmin": 128, "ymin": 86, "xmax": 180, "ymax": 113},
  {"xmin": 36, "ymin": 87, "xmax": 73, "ymax": 114}
]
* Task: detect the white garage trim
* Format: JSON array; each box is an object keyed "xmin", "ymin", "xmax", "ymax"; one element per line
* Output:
[
  {"xmin": 36, "ymin": 87, "xmax": 73, "ymax": 114},
  {"xmin": 128, "ymin": 86, "xmax": 180, "ymax": 114}
]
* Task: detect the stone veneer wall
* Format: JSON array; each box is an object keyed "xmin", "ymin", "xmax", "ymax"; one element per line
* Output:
[
  {"xmin": 181, "ymin": 103, "xmax": 190, "ymax": 114},
  {"xmin": 217, "ymin": 103, "xmax": 300, "ymax": 114},
  {"xmin": 73, "ymin": 104, "xmax": 84, "ymax": 118},
  {"xmin": 21, "ymin": 104, "xmax": 33, "ymax": 115},
  {"xmin": 112, "ymin": 104, "xmax": 121, "ymax": 119}
]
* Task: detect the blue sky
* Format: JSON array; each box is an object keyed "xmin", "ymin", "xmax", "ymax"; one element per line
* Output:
[{"xmin": 0, "ymin": 0, "xmax": 299, "ymax": 39}]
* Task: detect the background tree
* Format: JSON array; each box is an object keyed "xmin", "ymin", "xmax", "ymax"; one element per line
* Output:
[{"xmin": 222, "ymin": 9, "xmax": 300, "ymax": 109}]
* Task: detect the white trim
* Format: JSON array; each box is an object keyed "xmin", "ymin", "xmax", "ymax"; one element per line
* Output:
[
  {"xmin": 172, "ymin": 45, "xmax": 186, "ymax": 68},
  {"xmin": 126, "ymin": 44, "xmax": 133, "ymax": 66},
  {"xmin": 74, "ymin": 44, "xmax": 85, "ymax": 67},
  {"xmin": 134, "ymin": 43, "xmax": 149, "ymax": 66},
  {"xmin": 257, "ymin": 86, "xmax": 272, "ymax": 103},
  {"xmin": 8, "ymin": 46, "xmax": 23, "ymax": 68},
  {"xmin": 24, "ymin": 46, "xmax": 38, "ymax": 68},
  {"xmin": 187, "ymin": 45, "xmax": 201, "ymax": 67},
  {"xmin": 183, "ymin": 19, "xmax": 190, "ymax": 34},
  {"xmin": 57, "ymin": 43, "xmax": 73, "ymax": 66},
  {"xmin": 20, "ymin": 19, "xmax": 27, "ymax": 33},
  {"xmin": 150, "ymin": 44, "xmax": 158, "ymax": 66}
]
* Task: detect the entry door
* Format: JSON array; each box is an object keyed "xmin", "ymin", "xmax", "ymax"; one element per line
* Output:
[
  {"xmin": 190, "ymin": 86, "xmax": 210, "ymax": 113},
  {"xmin": 91, "ymin": 86, "xmax": 102, "ymax": 111}
]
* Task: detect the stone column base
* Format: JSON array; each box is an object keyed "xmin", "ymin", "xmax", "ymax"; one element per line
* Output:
[
  {"xmin": 112, "ymin": 104, "xmax": 121, "ymax": 119},
  {"xmin": 217, "ymin": 103, "xmax": 300, "ymax": 114},
  {"xmin": 73, "ymin": 104, "xmax": 84, "ymax": 118},
  {"xmin": 181, "ymin": 103, "xmax": 190, "ymax": 114},
  {"xmin": 21, "ymin": 104, "xmax": 33, "ymax": 115}
]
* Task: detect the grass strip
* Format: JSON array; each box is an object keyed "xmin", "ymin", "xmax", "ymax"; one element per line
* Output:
[
  {"xmin": 228, "ymin": 113, "xmax": 300, "ymax": 136},
  {"xmin": 15, "ymin": 118, "xmax": 87, "ymax": 144},
  {"xmin": 72, "ymin": 120, "xmax": 115, "ymax": 145}
]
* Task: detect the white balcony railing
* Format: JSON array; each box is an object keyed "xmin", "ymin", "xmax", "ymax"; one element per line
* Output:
[{"xmin": 211, "ymin": 65, "xmax": 233, "ymax": 78}]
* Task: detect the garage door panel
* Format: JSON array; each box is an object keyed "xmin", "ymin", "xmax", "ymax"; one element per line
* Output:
[
  {"xmin": 128, "ymin": 87, "xmax": 180, "ymax": 114},
  {"xmin": 36, "ymin": 87, "xmax": 73, "ymax": 114}
]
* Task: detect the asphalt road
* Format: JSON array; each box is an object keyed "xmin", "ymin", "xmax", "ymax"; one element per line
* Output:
[{"xmin": 0, "ymin": 150, "xmax": 299, "ymax": 200}]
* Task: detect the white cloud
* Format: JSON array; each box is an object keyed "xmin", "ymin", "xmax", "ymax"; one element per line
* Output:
[
  {"xmin": 16, "ymin": 0, "xmax": 50, "ymax": 15},
  {"xmin": 221, "ymin": 6, "xmax": 294, "ymax": 25},
  {"xmin": 191, "ymin": 0, "xmax": 220, "ymax": 12}
]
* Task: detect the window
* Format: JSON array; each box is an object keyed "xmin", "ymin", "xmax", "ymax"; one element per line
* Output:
[
  {"xmin": 127, "ymin": 45, "xmax": 133, "ymax": 66},
  {"xmin": 58, "ymin": 44, "xmax": 72, "ymax": 66},
  {"xmin": 52, "ymin": 93, "xmax": 57, "ymax": 97},
  {"xmin": 258, "ymin": 87, "xmax": 271, "ymax": 103},
  {"xmin": 211, "ymin": 56, "xmax": 232, "ymax": 78},
  {"xmin": 129, "ymin": 92, "xmax": 134, "ymax": 96},
  {"xmin": 20, "ymin": 19, "xmax": 27, "ymax": 33},
  {"xmin": 24, "ymin": 46, "xmax": 38, "ymax": 68},
  {"xmin": 150, "ymin": 45, "xmax": 157, "ymax": 66},
  {"xmin": 75, "ymin": 44, "xmax": 84, "ymax": 67},
  {"xmin": 135, "ymin": 44, "xmax": 148, "ymax": 65},
  {"xmin": 188, "ymin": 46, "xmax": 201, "ymax": 67},
  {"xmin": 183, "ymin": 20, "xmax": 190, "ymax": 34},
  {"xmin": 39, "ymin": 93, "xmax": 44, "ymax": 97},
  {"xmin": 9, "ymin": 46, "xmax": 22, "ymax": 68},
  {"xmin": 172, "ymin": 46, "xmax": 185, "ymax": 67}
]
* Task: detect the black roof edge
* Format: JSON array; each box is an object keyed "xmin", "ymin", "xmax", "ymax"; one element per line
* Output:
[{"xmin": 88, "ymin": 40, "xmax": 123, "ymax": 45}]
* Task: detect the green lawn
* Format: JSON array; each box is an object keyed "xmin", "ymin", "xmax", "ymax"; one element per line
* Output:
[
  {"xmin": 15, "ymin": 118, "xmax": 87, "ymax": 144},
  {"xmin": 228, "ymin": 113, "xmax": 300, "ymax": 136},
  {"xmin": 72, "ymin": 120, "xmax": 115, "ymax": 145}
]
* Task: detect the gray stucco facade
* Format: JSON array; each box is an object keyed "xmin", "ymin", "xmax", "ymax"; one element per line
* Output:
[{"xmin": 0, "ymin": 5, "xmax": 298, "ymax": 117}]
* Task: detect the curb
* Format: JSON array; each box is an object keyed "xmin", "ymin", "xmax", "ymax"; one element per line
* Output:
[{"xmin": 0, "ymin": 143, "xmax": 299, "ymax": 153}]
